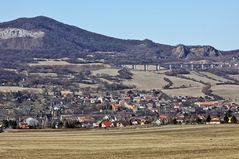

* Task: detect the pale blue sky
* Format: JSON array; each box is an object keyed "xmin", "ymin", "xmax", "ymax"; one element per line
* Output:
[{"xmin": 0, "ymin": 0, "xmax": 238, "ymax": 51}]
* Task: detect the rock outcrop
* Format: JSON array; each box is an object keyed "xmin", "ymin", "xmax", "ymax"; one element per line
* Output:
[
  {"xmin": 172, "ymin": 44, "xmax": 222, "ymax": 59},
  {"xmin": 0, "ymin": 28, "xmax": 44, "ymax": 39}
]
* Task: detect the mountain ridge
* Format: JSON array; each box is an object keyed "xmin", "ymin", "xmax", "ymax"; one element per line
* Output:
[{"xmin": 0, "ymin": 16, "xmax": 237, "ymax": 62}]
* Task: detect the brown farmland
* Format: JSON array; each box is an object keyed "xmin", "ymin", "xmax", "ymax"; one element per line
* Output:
[{"xmin": 1, "ymin": 125, "xmax": 239, "ymax": 159}]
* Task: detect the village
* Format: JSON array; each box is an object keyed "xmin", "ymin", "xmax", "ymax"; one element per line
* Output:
[{"xmin": 0, "ymin": 87, "xmax": 238, "ymax": 132}]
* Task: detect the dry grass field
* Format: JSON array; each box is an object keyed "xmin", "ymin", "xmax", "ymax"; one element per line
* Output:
[
  {"xmin": 184, "ymin": 72, "xmax": 219, "ymax": 85},
  {"xmin": 211, "ymin": 85, "xmax": 239, "ymax": 102},
  {"xmin": 1, "ymin": 125, "xmax": 239, "ymax": 159},
  {"xmin": 29, "ymin": 60, "xmax": 106, "ymax": 67},
  {"xmin": 162, "ymin": 87, "xmax": 204, "ymax": 97},
  {"xmin": 123, "ymin": 71, "xmax": 168, "ymax": 90},
  {"xmin": 29, "ymin": 60, "xmax": 107, "ymax": 72},
  {"xmin": 29, "ymin": 73, "xmax": 58, "ymax": 77},
  {"xmin": 123, "ymin": 70, "xmax": 201, "ymax": 90},
  {"xmin": 0, "ymin": 86, "xmax": 42, "ymax": 93},
  {"xmin": 92, "ymin": 68, "xmax": 120, "ymax": 76},
  {"xmin": 229, "ymin": 74, "xmax": 239, "ymax": 81},
  {"xmin": 200, "ymin": 72, "xmax": 232, "ymax": 83},
  {"xmin": 168, "ymin": 75, "xmax": 201, "ymax": 88}
]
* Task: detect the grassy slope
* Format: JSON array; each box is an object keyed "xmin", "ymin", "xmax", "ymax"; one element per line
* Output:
[
  {"xmin": 3, "ymin": 60, "xmax": 238, "ymax": 100},
  {"xmin": 1, "ymin": 125, "xmax": 239, "ymax": 159},
  {"xmin": 0, "ymin": 86, "xmax": 42, "ymax": 93},
  {"xmin": 211, "ymin": 85, "xmax": 239, "ymax": 102},
  {"xmin": 229, "ymin": 74, "xmax": 239, "ymax": 80},
  {"xmin": 123, "ymin": 70, "xmax": 201, "ymax": 89}
]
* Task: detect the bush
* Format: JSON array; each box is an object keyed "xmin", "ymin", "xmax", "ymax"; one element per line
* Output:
[
  {"xmin": 206, "ymin": 115, "xmax": 211, "ymax": 123},
  {"xmin": 224, "ymin": 116, "xmax": 229, "ymax": 123},
  {"xmin": 163, "ymin": 77, "xmax": 173, "ymax": 89},
  {"xmin": 8, "ymin": 120, "xmax": 18, "ymax": 129},
  {"xmin": 231, "ymin": 115, "xmax": 237, "ymax": 124},
  {"xmin": 165, "ymin": 69, "xmax": 190, "ymax": 76},
  {"xmin": 117, "ymin": 68, "xmax": 133, "ymax": 79}
]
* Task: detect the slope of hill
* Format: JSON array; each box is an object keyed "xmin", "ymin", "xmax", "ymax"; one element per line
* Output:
[{"xmin": 0, "ymin": 16, "xmax": 237, "ymax": 62}]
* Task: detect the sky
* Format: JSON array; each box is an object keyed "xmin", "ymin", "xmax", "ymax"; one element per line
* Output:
[{"xmin": 0, "ymin": 0, "xmax": 238, "ymax": 51}]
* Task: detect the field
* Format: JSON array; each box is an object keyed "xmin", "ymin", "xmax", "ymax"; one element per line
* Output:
[
  {"xmin": 4, "ymin": 60, "xmax": 239, "ymax": 101},
  {"xmin": 162, "ymin": 87, "xmax": 204, "ymax": 97},
  {"xmin": 73, "ymin": 64, "xmax": 239, "ymax": 99},
  {"xmin": 211, "ymin": 85, "xmax": 239, "ymax": 102},
  {"xmin": 229, "ymin": 74, "xmax": 239, "ymax": 81},
  {"xmin": 184, "ymin": 72, "xmax": 219, "ymax": 85},
  {"xmin": 0, "ymin": 86, "xmax": 42, "ymax": 93},
  {"xmin": 1, "ymin": 125, "xmax": 239, "ymax": 159},
  {"xmin": 123, "ymin": 70, "xmax": 201, "ymax": 91},
  {"xmin": 92, "ymin": 68, "xmax": 120, "ymax": 76},
  {"xmin": 123, "ymin": 71, "xmax": 168, "ymax": 90},
  {"xmin": 200, "ymin": 72, "xmax": 232, "ymax": 83},
  {"xmin": 29, "ymin": 60, "xmax": 107, "ymax": 72},
  {"xmin": 29, "ymin": 73, "xmax": 58, "ymax": 77},
  {"xmin": 29, "ymin": 59, "xmax": 106, "ymax": 67}
]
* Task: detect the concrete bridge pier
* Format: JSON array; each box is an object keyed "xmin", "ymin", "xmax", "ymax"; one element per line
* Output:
[
  {"xmin": 180, "ymin": 64, "xmax": 183, "ymax": 69},
  {"xmin": 191, "ymin": 64, "xmax": 194, "ymax": 70},
  {"xmin": 156, "ymin": 64, "xmax": 160, "ymax": 71},
  {"xmin": 210, "ymin": 64, "xmax": 214, "ymax": 69},
  {"xmin": 169, "ymin": 64, "xmax": 172, "ymax": 70},
  {"xmin": 144, "ymin": 64, "xmax": 149, "ymax": 71}
]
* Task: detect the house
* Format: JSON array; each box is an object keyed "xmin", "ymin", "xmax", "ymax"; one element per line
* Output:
[
  {"xmin": 78, "ymin": 115, "xmax": 94, "ymax": 123},
  {"xmin": 19, "ymin": 117, "xmax": 39, "ymax": 129},
  {"xmin": 90, "ymin": 98, "xmax": 97, "ymax": 104},
  {"xmin": 111, "ymin": 103, "xmax": 120, "ymax": 111},
  {"xmin": 100, "ymin": 120, "xmax": 113, "ymax": 128},
  {"xmin": 144, "ymin": 95, "xmax": 154, "ymax": 101},
  {"xmin": 208, "ymin": 117, "xmax": 220, "ymax": 125},
  {"xmin": 61, "ymin": 91, "xmax": 73, "ymax": 97},
  {"xmin": 130, "ymin": 117, "xmax": 146, "ymax": 125},
  {"xmin": 159, "ymin": 114, "xmax": 169, "ymax": 124},
  {"xmin": 114, "ymin": 120, "xmax": 128, "ymax": 127},
  {"xmin": 195, "ymin": 101, "xmax": 218, "ymax": 108},
  {"xmin": 155, "ymin": 119, "xmax": 161, "ymax": 126},
  {"xmin": 133, "ymin": 96, "xmax": 141, "ymax": 103},
  {"xmin": 176, "ymin": 114, "xmax": 185, "ymax": 124},
  {"xmin": 26, "ymin": 117, "xmax": 39, "ymax": 128},
  {"xmin": 19, "ymin": 122, "xmax": 29, "ymax": 129},
  {"xmin": 0, "ymin": 123, "xmax": 3, "ymax": 133},
  {"xmin": 159, "ymin": 114, "xmax": 168, "ymax": 120},
  {"xmin": 60, "ymin": 115, "xmax": 78, "ymax": 121}
]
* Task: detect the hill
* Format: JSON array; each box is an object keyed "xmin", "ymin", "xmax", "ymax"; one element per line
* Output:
[{"xmin": 0, "ymin": 16, "xmax": 237, "ymax": 63}]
